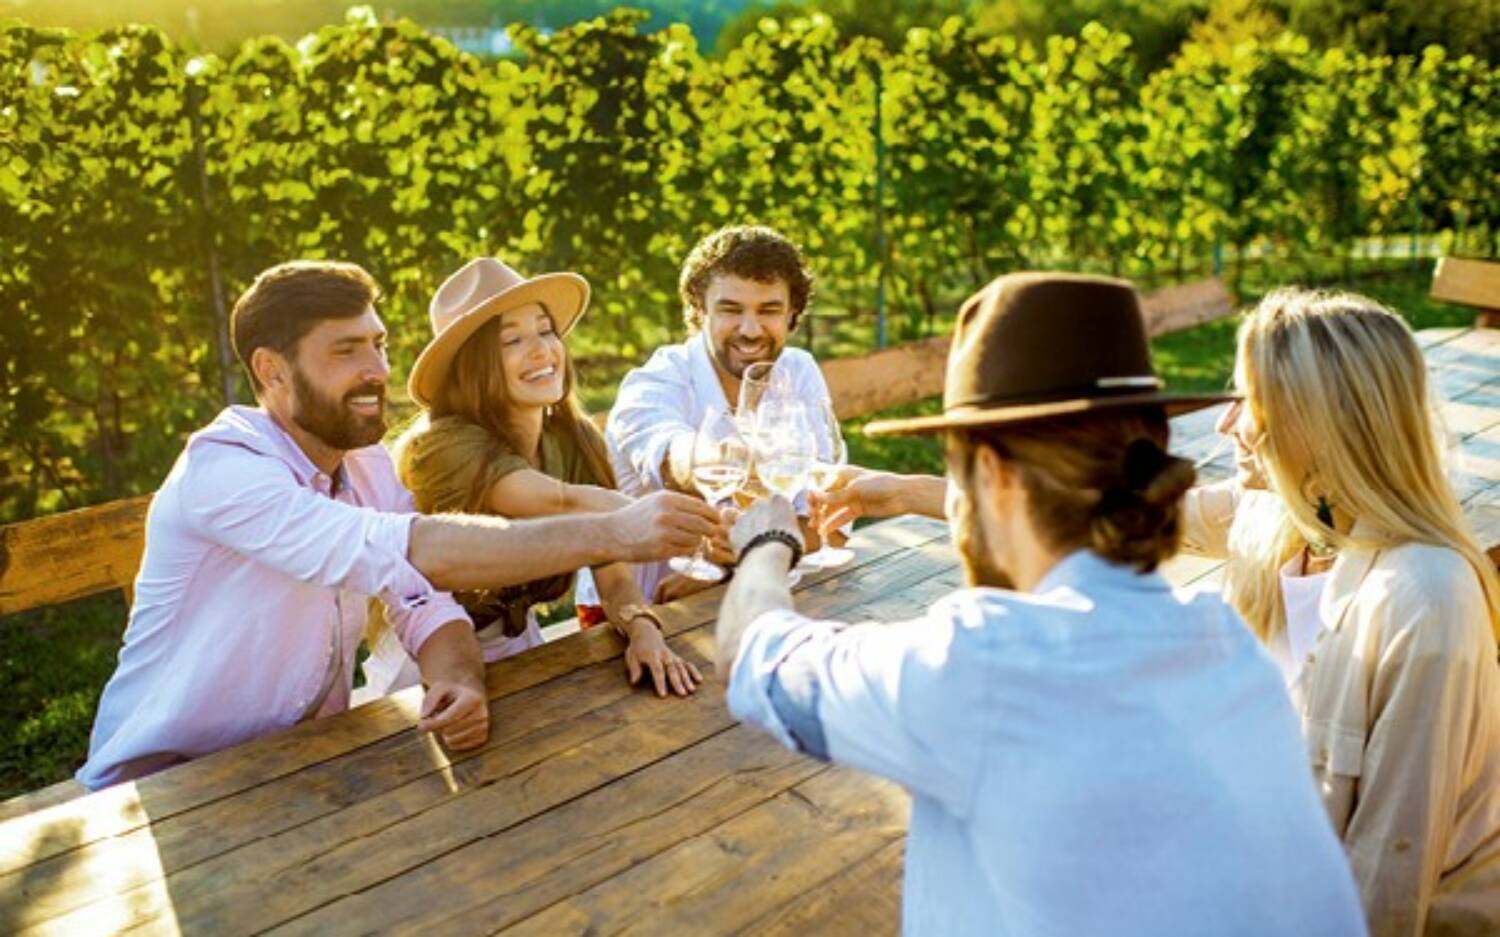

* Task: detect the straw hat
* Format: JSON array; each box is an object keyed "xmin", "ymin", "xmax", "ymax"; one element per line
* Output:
[
  {"xmin": 407, "ymin": 257, "xmax": 589, "ymax": 409},
  {"xmin": 866, "ymin": 272, "xmax": 1234, "ymax": 436}
]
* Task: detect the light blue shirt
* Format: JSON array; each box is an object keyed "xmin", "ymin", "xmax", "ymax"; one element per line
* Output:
[{"xmin": 728, "ymin": 549, "xmax": 1367, "ymax": 936}]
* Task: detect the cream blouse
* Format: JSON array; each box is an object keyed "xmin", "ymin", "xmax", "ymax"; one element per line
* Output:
[{"xmin": 1183, "ymin": 482, "xmax": 1500, "ymax": 937}]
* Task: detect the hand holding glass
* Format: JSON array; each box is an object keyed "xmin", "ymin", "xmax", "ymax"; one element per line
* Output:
[{"xmin": 670, "ymin": 410, "xmax": 749, "ymax": 582}]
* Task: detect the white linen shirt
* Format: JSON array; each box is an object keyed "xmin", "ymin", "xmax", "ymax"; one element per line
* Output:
[
  {"xmin": 78, "ymin": 406, "xmax": 469, "ymax": 790},
  {"xmin": 604, "ymin": 332, "xmax": 831, "ymax": 598},
  {"xmin": 728, "ymin": 549, "xmax": 1367, "ymax": 936}
]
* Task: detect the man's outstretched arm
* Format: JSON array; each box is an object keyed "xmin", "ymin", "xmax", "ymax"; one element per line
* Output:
[{"xmin": 409, "ymin": 490, "xmax": 720, "ymax": 591}]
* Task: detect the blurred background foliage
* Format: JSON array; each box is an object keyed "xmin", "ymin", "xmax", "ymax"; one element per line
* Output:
[{"xmin": 1, "ymin": 3, "xmax": 1494, "ymax": 522}]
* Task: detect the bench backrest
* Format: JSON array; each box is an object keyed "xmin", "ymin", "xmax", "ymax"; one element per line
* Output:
[
  {"xmin": 0, "ymin": 494, "xmax": 151, "ymax": 616},
  {"xmin": 0, "ymin": 278, "xmax": 1236, "ymax": 618},
  {"xmin": 1431, "ymin": 257, "xmax": 1500, "ymax": 326}
]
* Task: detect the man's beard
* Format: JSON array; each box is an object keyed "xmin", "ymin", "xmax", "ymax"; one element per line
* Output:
[
  {"xmin": 290, "ymin": 367, "xmax": 386, "ymax": 452},
  {"xmin": 952, "ymin": 486, "xmax": 1016, "ymax": 590},
  {"xmin": 711, "ymin": 333, "xmax": 783, "ymax": 379}
]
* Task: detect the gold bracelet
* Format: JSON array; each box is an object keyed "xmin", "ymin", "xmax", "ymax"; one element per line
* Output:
[{"xmin": 611, "ymin": 603, "xmax": 663, "ymax": 637}]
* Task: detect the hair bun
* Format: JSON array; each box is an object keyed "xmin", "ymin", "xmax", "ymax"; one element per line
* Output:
[{"xmin": 1122, "ymin": 438, "xmax": 1171, "ymax": 492}]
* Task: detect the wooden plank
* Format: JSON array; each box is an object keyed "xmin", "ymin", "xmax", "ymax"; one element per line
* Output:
[
  {"xmin": 1427, "ymin": 327, "xmax": 1500, "ymax": 403},
  {"xmin": 1432, "ymin": 257, "xmax": 1500, "ymax": 314},
  {"xmin": 1140, "ymin": 277, "xmax": 1237, "ymax": 337},
  {"xmin": 0, "ymin": 516, "xmax": 948, "ymax": 878},
  {"xmin": 6, "ymin": 523, "xmax": 957, "ymax": 935},
  {"xmin": 495, "ymin": 766, "xmax": 909, "ymax": 937},
  {"xmin": 269, "ymin": 725, "xmax": 829, "ymax": 937},
  {"xmin": 1452, "ymin": 425, "xmax": 1500, "ymax": 506},
  {"xmin": 0, "ymin": 782, "xmax": 87, "ymax": 826},
  {"xmin": 0, "ymin": 494, "xmax": 149, "ymax": 615},
  {"xmin": 1415, "ymin": 326, "xmax": 1472, "ymax": 351},
  {"xmin": 749, "ymin": 837, "xmax": 906, "ymax": 937},
  {"xmin": 822, "ymin": 335, "xmax": 950, "ymax": 420}
]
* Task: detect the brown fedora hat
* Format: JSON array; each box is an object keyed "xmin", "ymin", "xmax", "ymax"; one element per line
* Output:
[
  {"xmin": 866, "ymin": 272, "xmax": 1235, "ymax": 437},
  {"xmin": 407, "ymin": 257, "xmax": 589, "ymax": 409}
]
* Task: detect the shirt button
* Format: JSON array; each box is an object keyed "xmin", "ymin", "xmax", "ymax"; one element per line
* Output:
[{"xmin": 1305, "ymin": 653, "xmax": 1316, "ymax": 665}]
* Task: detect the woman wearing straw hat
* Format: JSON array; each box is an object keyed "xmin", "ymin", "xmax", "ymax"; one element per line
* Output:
[{"xmin": 363, "ymin": 257, "xmax": 705, "ymax": 699}]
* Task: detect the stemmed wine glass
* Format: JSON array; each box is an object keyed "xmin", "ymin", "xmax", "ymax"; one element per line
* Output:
[
  {"xmin": 750, "ymin": 400, "xmax": 817, "ymax": 585},
  {"xmin": 803, "ymin": 399, "xmax": 856, "ymax": 568},
  {"xmin": 669, "ymin": 409, "xmax": 749, "ymax": 582}
]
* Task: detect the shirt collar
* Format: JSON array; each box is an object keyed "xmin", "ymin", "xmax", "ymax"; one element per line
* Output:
[
  {"xmin": 1034, "ymin": 548, "xmax": 1173, "ymax": 596},
  {"xmin": 197, "ymin": 406, "xmax": 343, "ymax": 492},
  {"xmin": 689, "ymin": 331, "xmax": 733, "ymax": 415},
  {"xmin": 1318, "ymin": 521, "xmax": 1384, "ymax": 633}
]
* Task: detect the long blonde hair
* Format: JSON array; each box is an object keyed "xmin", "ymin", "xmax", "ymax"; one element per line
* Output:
[{"xmin": 1224, "ymin": 288, "xmax": 1500, "ymax": 644}]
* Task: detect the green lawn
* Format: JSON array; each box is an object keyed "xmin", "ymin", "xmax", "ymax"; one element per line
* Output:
[{"xmin": 0, "ymin": 266, "xmax": 1471, "ymax": 799}]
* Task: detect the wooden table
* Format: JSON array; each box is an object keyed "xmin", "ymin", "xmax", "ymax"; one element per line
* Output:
[{"xmin": 3, "ymin": 327, "xmax": 1496, "ymax": 936}]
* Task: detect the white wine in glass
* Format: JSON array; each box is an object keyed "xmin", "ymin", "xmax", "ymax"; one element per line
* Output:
[
  {"xmin": 758, "ymin": 454, "xmax": 812, "ymax": 498},
  {"xmin": 692, "ymin": 463, "xmax": 747, "ymax": 506},
  {"xmin": 804, "ymin": 399, "xmax": 856, "ymax": 568},
  {"xmin": 670, "ymin": 409, "xmax": 749, "ymax": 582}
]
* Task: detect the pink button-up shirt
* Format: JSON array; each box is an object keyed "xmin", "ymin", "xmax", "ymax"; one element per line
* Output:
[{"xmin": 78, "ymin": 407, "xmax": 469, "ymax": 790}]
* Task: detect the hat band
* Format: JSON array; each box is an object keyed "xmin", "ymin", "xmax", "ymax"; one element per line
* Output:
[{"xmin": 947, "ymin": 374, "xmax": 1165, "ymax": 412}]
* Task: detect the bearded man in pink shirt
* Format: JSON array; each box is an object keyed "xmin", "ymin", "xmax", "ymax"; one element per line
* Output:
[{"xmin": 79, "ymin": 261, "xmax": 719, "ymax": 790}]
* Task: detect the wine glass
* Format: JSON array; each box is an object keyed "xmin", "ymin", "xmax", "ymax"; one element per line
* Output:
[
  {"xmin": 736, "ymin": 360, "xmax": 795, "ymax": 432},
  {"xmin": 750, "ymin": 401, "xmax": 816, "ymax": 585},
  {"xmin": 803, "ymin": 400, "xmax": 856, "ymax": 568},
  {"xmin": 669, "ymin": 409, "xmax": 749, "ymax": 581}
]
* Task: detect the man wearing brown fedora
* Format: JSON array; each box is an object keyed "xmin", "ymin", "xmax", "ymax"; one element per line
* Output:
[
  {"xmin": 79, "ymin": 260, "xmax": 721, "ymax": 790},
  {"xmin": 713, "ymin": 273, "xmax": 1365, "ymax": 934}
]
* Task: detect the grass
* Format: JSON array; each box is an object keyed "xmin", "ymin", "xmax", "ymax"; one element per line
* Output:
[{"xmin": 0, "ymin": 264, "xmax": 1474, "ymax": 800}]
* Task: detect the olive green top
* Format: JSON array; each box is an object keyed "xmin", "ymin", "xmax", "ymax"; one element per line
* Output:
[{"xmin": 398, "ymin": 413, "xmax": 606, "ymax": 636}]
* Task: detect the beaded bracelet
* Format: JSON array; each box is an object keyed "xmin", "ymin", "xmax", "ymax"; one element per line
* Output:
[{"xmin": 738, "ymin": 529, "xmax": 804, "ymax": 571}]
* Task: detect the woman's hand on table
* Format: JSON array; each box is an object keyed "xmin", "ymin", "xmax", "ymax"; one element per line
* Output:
[{"xmin": 622, "ymin": 617, "xmax": 703, "ymax": 697}]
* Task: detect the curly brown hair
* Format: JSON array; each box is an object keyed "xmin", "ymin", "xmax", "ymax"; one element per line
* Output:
[{"xmin": 678, "ymin": 225, "xmax": 814, "ymax": 333}]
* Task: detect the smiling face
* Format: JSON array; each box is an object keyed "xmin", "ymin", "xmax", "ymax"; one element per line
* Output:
[
  {"xmin": 702, "ymin": 274, "xmax": 792, "ymax": 380},
  {"xmin": 497, "ymin": 303, "xmax": 566, "ymax": 409},
  {"xmin": 272, "ymin": 306, "xmax": 390, "ymax": 451}
]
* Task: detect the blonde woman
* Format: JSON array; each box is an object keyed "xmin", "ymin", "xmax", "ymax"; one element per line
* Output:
[
  {"xmin": 1183, "ymin": 288, "xmax": 1500, "ymax": 936},
  {"xmin": 363, "ymin": 258, "xmax": 710, "ymax": 699}
]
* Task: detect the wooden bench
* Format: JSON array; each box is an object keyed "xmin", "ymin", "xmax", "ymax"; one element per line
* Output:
[{"xmin": 1432, "ymin": 257, "xmax": 1500, "ymax": 328}]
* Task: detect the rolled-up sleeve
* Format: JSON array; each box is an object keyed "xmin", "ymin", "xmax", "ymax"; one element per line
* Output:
[
  {"xmin": 607, "ymin": 352, "xmax": 695, "ymax": 491},
  {"xmin": 178, "ymin": 444, "xmax": 448, "ymax": 620},
  {"xmin": 1344, "ymin": 567, "xmax": 1492, "ymax": 937},
  {"xmin": 1180, "ymin": 481, "xmax": 1241, "ymax": 558},
  {"xmin": 728, "ymin": 604, "xmax": 983, "ymax": 817}
]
